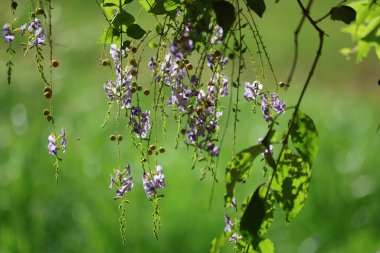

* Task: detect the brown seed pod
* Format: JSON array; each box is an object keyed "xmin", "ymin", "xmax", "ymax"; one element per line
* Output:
[
  {"xmin": 109, "ymin": 135, "xmax": 117, "ymax": 141},
  {"xmin": 147, "ymin": 149, "xmax": 153, "ymax": 156},
  {"xmin": 136, "ymin": 85, "xmax": 143, "ymax": 91},
  {"xmin": 228, "ymin": 53, "xmax": 235, "ymax": 60},
  {"xmin": 51, "ymin": 60, "xmax": 59, "ymax": 68},
  {"xmin": 44, "ymin": 87, "xmax": 52, "ymax": 93},
  {"xmin": 36, "ymin": 8, "xmax": 44, "ymax": 15},
  {"xmin": 131, "ymin": 47, "xmax": 137, "ymax": 53},
  {"xmin": 158, "ymin": 147, "xmax": 165, "ymax": 153},
  {"xmin": 130, "ymin": 59, "xmax": 137, "ymax": 67},
  {"xmin": 44, "ymin": 91, "xmax": 52, "ymax": 99},
  {"xmin": 143, "ymin": 89, "xmax": 150, "ymax": 96},
  {"xmin": 149, "ymin": 144, "xmax": 156, "ymax": 151},
  {"xmin": 43, "ymin": 109, "xmax": 50, "ymax": 116},
  {"xmin": 131, "ymin": 70, "xmax": 137, "ymax": 76},
  {"xmin": 117, "ymin": 135, "xmax": 123, "ymax": 141},
  {"xmin": 180, "ymin": 128, "xmax": 186, "ymax": 135},
  {"xmin": 186, "ymin": 63, "xmax": 193, "ymax": 71},
  {"xmin": 46, "ymin": 115, "xmax": 53, "ymax": 122},
  {"xmin": 101, "ymin": 59, "xmax": 110, "ymax": 66},
  {"xmin": 214, "ymin": 50, "xmax": 221, "ymax": 57}
]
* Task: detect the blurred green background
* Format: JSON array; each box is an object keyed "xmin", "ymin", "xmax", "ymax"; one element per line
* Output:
[{"xmin": 0, "ymin": 1, "xmax": 379, "ymax": 252}]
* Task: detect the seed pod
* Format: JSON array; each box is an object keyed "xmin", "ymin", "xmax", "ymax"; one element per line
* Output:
[
  {"xmin": 117, "ymin": 135, "xmax": 123, "ymax": 141},
  {"xmin": 44, "ymin": 91, "xmax": 52, "ymax": 99},
  {"xmin": 131, "ymin": 70, "xmax": 137, "ymax": 76},
  {"xmin": 186, "ymin": 63, "xmax": 193, "ymax": 71},
  {"xmin": 130, "ymin": 59, "xmax": 137, "ymax": 67},
  {"xmin": 132, "ymin": 81, "xmax": 137, "ymax": 87},
  {"xmin": 11, "ymin": 1, "xmax": 18, "ymax": 10},
  {"xmin": 136, "ymin": 85, "xmax": 143, "ymax": 91},
  {"xmin": 44, "ymin": 87, "xmax": 52, "ymax": 93},
  {"xmin": 147, "ymin": 149, "xmax": 153, "ymax": 156},
  {"xmin": 228, "ymin": 53, "xmax": 235, "ymax": 60},
  {"xmin": 143, "ymin": 89, "xmax": 150, "ymax": 96},
  {"xmin": 131, "ymin": 47, "xmax": 137, "ymax": 53},
  {"xmin": 43, "ymin": 109, "xmax": 50, "ymax": 116},
  {"xmin": 214, "ymin": 50, "xmax": 221, "ymax": 57},
  {"xmin": 180, "ymin": 128, "xmax": 186, "ymax": 135},
  {"xmin": 158, "ymin": 147, "xmax": 165, "ymax": 153},
  {"xmin": 131, "ymin": 87, "xmax": 136, "ymax": 93},
  {"xmin": 36, "ymin": 8, "xmax": 44, "ymax": 15},
  {"xmin": 51, "ymin": 60, "xmax": 59, "ymax": 68},
  {"xmin": 46, "ymin": 115, "xmax": 53, "ymax": 122},
  {"xmin": 149, "ymin": 144, "xmax": 156, "ymax": 151},
  {"xmin": 109, "ymin": 135, "xmax": 117, "ymax": 141},
  {"xmin": 101, "ymin": 59, "xmax": 110, "ymax": 66}
]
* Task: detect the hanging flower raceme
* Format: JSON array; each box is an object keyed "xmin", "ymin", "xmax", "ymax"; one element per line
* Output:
[
  {"xmin": 142, "ymin": 165, "xmax": 165, "ymax": 198},
  {"xmin": 244, "ymin": 81, "xmax": 263, "ymax": 102},
  {"xmin": 47, "ymin": 128, "xmax": 67, "ymax": 156},
  {"xmin": 223, "ymin": 214, "xmax": 242, "ymax": 243},
  {"xmin": 26, "ymin": 18, "xmax": 46, "ymax": 47},
  {"xmin": 169, "ymin": 23, "xmax": 194, "ymax": 61},
  {"xmin": 129, "ymin": 106, "xmax": 151, "ymax": 139},
  {"xmin": 109, "ymin": 165, "xmax": 134, "ymax": 200},
  {"xmin": 210, "ymin": 25, "xmax": 223, "ymax": 45},
  {"xmin": 2, "ymin": 24, "xmax": 14, "ymax": 43}
]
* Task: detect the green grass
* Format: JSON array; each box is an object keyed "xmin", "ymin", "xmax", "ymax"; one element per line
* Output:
[{"xmin": 0, "ymin": 1, "xmax": 379, "ymax": 252}]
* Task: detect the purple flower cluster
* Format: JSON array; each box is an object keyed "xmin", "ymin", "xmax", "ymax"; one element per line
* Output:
[
  {"xmin": 207, "ymin": 54, "xmax": 228, "ymax": 70},
  {"xmin": 210, "ymin": 25, "xmax": 223, "ymax": 45},
  {"xmin": 142, "ymin": 165, "xmax": 165, "ymax": 197},
  {"xmin": 186, "ymin": 86, "xmax": 223, "ymax": 157},
  {"xmin": 27, "ymin": 18, "xmax": 46, "ymax": 47},
  {"xmin": 224, "ymin": 214, "xmax": 241, "ymax": 243},
  {"xmin": 210, "ymin": 73, "xmax": 229, "ymax": 97},
  {"xmin": 47, "ymin": 128, "xmax": 67, "ymax": 156},
  {"xmin": 260, "ymin": 93, "xmax": 286, "ymax": 122},
  {"xmin": 244, "ymin": 81, "xmax": 262, "ymax": 101},
  {"xmin": 169, "ymin": 24, "xmax": 194, "ymax": 61},
  {"xmin": 129, "ymin": 106, "xmax": 151, "ymax": 139},
  {"xmin": 2, "ymin": 24, "xmax": 14, "ymax": 43},
  {"xmin": 104, "ymin": 44, "xmax": 134, "ymax": 109},
  {"xmin": 109, "ymin": 165, "xmax": 134, "ymax": 199}
]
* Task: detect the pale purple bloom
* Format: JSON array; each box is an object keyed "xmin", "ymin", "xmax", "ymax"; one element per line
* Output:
[
  {"xmin": 27, "ymin": 18, "xmax": 46, "ymax": 47},
  {"xmin": 109, "ymin": 165, "xmax": 133, "ymax": 199},
  {"xmin": 224, "ymin": 214, "xmax": 233, "ymax": 232},
  {"xmin": 229, "ymin": 233, "xmax": 242, "ymax": 243},
  {"xmin": 47, "ymin": 135, "xmax": 58, "ymax": 155},
  {"xmin": 142, "ymin": 165, "xmax": 165, "ymax": 197},
  {"xmin": 244, "ymin": 81, "xmax": 262, "ymax": 101},
  {"xmin": 110, "ymin": 43, "xmax": 125, "ymax": 62},
  {"xmin": 129, "ymin": 106, "xmax": 151, "ymax": 138},
  {"xmin": 261, "ymin": 94, "xmax": 272, "ymax": 122},
  {"xmin": 270, "ymin": 93, "xmax": 286, "ymax": 114},
  {"xmin": 2, "ymin": 24, "xmax": 14, "ymax": 43},
  {"xmin": 61, "ymin": 128, "xmax": 67, "ymax": 153},
  {"xmin": 19, "ymin": 23, "xmax": 26, "ymax": 36},
  {"xmin": 258, "ymin": 137, "xmax": 273, "ymax": 158},
  {"xmin": 211, "ymin": 25, "xmax": 223, "ymax": 45}
]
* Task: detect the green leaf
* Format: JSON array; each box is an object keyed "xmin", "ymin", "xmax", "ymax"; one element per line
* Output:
[
  {"xmin": 289, "ymin": 111, "xmax": 318, "ymax": 166},
  {"xmin": 246, "ymin": 0, "xmax": 266, "ymax": 18},
  {"xmin": 361, "ymin": 23, "xmax": 380, "ymax": 44},
  {"xmin": 126, "ymin": 24, "xmax": 146, "ymax": 39},
  {"xmin": 164, "ymin": 0, "xmax": 180, "ymax": 11},
  {"xmin": 270, "ymin": 148, "xmax": 311, "ymax": 223},
  {"xmin": 112, "ymin": 10, "xmax": 135, "ymax": 30},
  {"xmin": 103, "ymin": 0, "xmax": 133, "ymax": 7},
  {"xmin": 209, "ymin": 233, "xmax": 229, "ymax": 253},
  {"xmin": 97, "ymin": 28, "xmax": 120, "ymax": 44},
  {"xmin": 139, "ymin": 0, "xmax": 167, "ymax": 15},
  {"xmin": 330, "ymin": 5, "xmax": 357, "ymax": 24},
  {"xmin": 225, "ymin": 145, "xmax": 265, "ymax": 207},
  {"xmin": 240, "ymin": 184, "xmax": 274, "ymax": 240},
  {"xmin": 257, "ymin": 238, "xmax": 275, "ymax": 253},
  {"xmin": 212, "ymin": 1, "xmax": 236, "ymax": 35}
]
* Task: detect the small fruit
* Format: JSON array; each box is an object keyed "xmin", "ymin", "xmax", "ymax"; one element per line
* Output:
[
  {"xmin": 51, "ymin": 60, "xmax": 59, "ymax": 68},
  {"xmin": 149, "ymin": 144, "xmax": 156, "ymax": 151},
  {"xmin": 109, "ymin": 135, "xmax": 117, "ymax": 141},
  {"xmin": 143, "ymin": 89, "xmax": 150, "ymax": 96},
  {"xmin": 117, "ymin": 135, "xmax": 123, "ymax": 141},
  {"xmin": 158, "ymin": 147, "xmax": 165, "ymax": 153},
  {"xmin": 43, "ymin": 109, "xmax": 50, "ymax": 116},
  {"xmin": 186, "ymin": 63, "xmax": 193, "ymax": 71}
]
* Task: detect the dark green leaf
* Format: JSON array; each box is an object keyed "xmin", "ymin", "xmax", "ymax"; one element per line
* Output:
[
  {"xmin": 127, "ymin": 24, "xmax": 146, "ymax": 39},
  {"xmin": 330, "ymin": 5, "xmax": 356, "ymax": 24},
  {"xmin": 225, "ymin": 145, "xmax": 265, "ymax": 207},
  {"xmin": 112, "ymin": 10, "xmax": 135, "ymax": 29},
  {"xmin": 139, "ymin": 0, "xmax": 167, "ymax": 15},
  {"xmin": 270, "ymin": 148, "xmax": 311, "ymax": 223},
  {"xmin": 290, "ymin": 111, "xmax": 318, "ymax": 166},
  {"xmin": 247, "ymin": 0, "xmax": 266, "ymax": 18},
  {"xmin": 362, "ymin": 24, "xmax": 380, "ymax": 44},
  {"xmin": 212, "ymin": 1, "xmax": 236, "ymax": 35},
  {"xmin": 240, "ymin": 184, "xmax": 274, "ymax": 240}
]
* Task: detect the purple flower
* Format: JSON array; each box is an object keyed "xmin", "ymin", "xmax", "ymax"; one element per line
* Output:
[
  {"xmin": 211, "ymin": 25, "xmax": 223, "ymax": 45},
  {"xmin": 2, "ymin": 24, "xmax": 14, "ymax": 43},
  {"xmin": 19, "ymin": 23, "xmax": 26, "ymax": 36},
  {"xmin": 229, "ymin": 233, "xmax": 242, "ymax": 243},
  {"xmin": 27, "ymin": 18, "xmax": 46, "ymax": 47},
  {"xmin": 47, "ymin": 135, "xmax": 58, "ymax": 155},
  {"xmin": 109, "ymin": 165, "xmax": 134, "ymax": 199},
  {"xmin": 224, "ymin": 214, "xmax": 233, "ymax": 232},
  {"xmin": 129, "ymin": 106, "xmax": 151, "ymax": 138},
  {"xmin": 142, "ymin": 165, "xmax": 165, "ymax": 197},
  {"xmin": 270, "ymin": 93, "xmax": 286, "ymax": 114},
  {"xmin": 244, "ymin": 81, "xmax": 262, "ymax": 102},
  {"xmin": 110, "ymin": 43, "xmax": 126, "ymax": 62},
  {"xmin": 258, "ymin": 137, "xmax": 273, "ymax": 158},
  {"xmin": 261, "ymin": 94, "xmax": 272, "ymax": 122},
  {"xmin": 61, "ymin": 128, "xmax": 67, "ymax": 153},
  {"xmin": 169, "ymin": 24, "xmax": 194, "ymax": 61}
]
